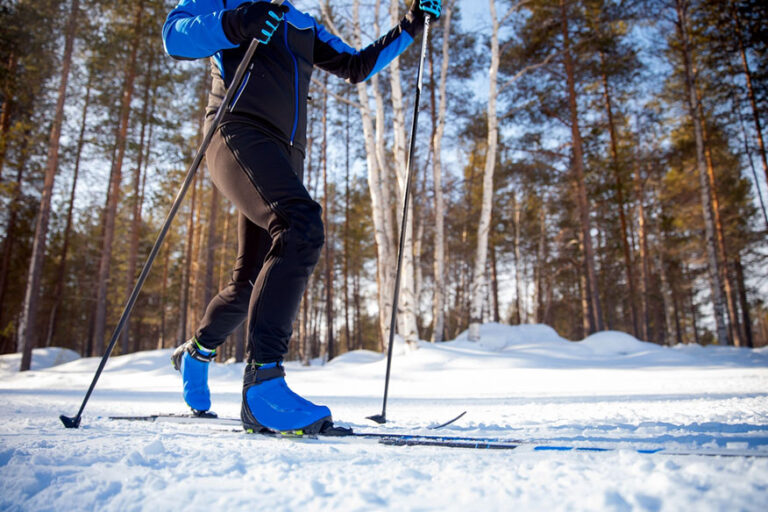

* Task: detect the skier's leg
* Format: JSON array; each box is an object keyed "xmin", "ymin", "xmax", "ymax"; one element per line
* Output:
[
  {"xmin": 172, "ymin": 214, "xmax": 270, "ymax": 414},
  {"xmin": 210, "ymin": 123, "xmax": 323, "ymax": 360},
  {"xmin": 207, "ymin": 122, "xmax": 330, "ymax": 432},
  {"xmin": 194, "ymin": 214, "xmax": 270, "ymax": 348}
]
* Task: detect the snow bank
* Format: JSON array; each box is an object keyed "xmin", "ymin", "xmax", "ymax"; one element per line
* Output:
[
  {"xmin": 0, "ymin": 347, "xmax": 80, "ymax": 377},
  {"xmin": 454, "ymin": 322, "xmax": 568, "ymax": 351},
  {"xmin": 1, "ymin": 324, "xmax": 767, "ymax": 511},
  {"xmin": 580, "ymin": 330, "xmax": 659, "ymax": 356},
  {"xmin": 442, "ymin": 323, "xmax": 768, "ymax": 368}
]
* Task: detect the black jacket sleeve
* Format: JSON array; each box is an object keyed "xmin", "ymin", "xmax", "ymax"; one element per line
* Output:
[{"xmin": 312, "ymin": 12, "xmax": 422, "ymax": 84}]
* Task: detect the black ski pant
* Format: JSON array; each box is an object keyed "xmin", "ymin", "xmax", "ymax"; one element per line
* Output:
[{"xmin": 194, "ymin": 120, "xmax": 323, "ymax": 363}]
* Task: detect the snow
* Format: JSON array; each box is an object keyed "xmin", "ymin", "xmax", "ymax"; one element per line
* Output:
[
  {"xmin": 0, "ymin": 347, "xmax": 79, "ymax": 375},
  {"xmin": 1, "ymin": 324, "xmax": 767, "ymax": 511}
]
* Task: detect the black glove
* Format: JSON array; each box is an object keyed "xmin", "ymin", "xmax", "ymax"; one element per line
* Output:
[
  {"xmin": 409, "ymin": 0, "xmax": 442, "ymax": 21},
  {"xmin": 222, "ymin": 2, "xmax": 290, "ymax": 46}
]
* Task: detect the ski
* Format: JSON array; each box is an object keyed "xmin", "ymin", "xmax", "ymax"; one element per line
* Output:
[
  {"xmin": 107, "ymin": 413, "xmax": 519, "ymax": 449},
  {"xmin": 106, "ymin": 414, "xmax": 768, "ymax": 456}
]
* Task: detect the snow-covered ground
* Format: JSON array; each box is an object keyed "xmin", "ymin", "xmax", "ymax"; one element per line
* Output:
[{"xmin": 1, "ymin": 323, "xmax": 767, "ymax": 511}]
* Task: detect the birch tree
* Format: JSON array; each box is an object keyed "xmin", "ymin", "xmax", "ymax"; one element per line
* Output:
[
  {"xmin": 429, "ymin": 0, "xmax": 455, "ymax": 342},
  {"xmin": 673, "ymin": 0, "xmax": 729, "ymax": 345},
  {"xmin": 467, "ymin": 0, "xmax": 501, "ymax": 341},
  {"xmin": 325, "ymin": 0, "xmax": 397, "ymax": 347},
  {"xmin": 387, "ymin": 0, "xmax": 420, "ymax": 345}
]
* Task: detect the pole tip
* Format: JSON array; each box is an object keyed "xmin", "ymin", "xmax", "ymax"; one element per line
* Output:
[
  {"xmin": 60, "ymin": 414, "xmax": 81, "ymax": 429},
  {"xmin": 366, "ymin": 414, "xmax": 387, "ymax": 424}
]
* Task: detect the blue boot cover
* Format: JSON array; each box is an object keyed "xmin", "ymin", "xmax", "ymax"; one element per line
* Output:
[
  {"xmin": 241, "ymin": 362, "xmax": 331, "ymax": 433},
  {"xmin": 180, "ymin": 352, "xmax": 211, "ymax": 412},
  {"xmin": 171, "ymin": 339, "xmax": 214, "ymax": 413}
]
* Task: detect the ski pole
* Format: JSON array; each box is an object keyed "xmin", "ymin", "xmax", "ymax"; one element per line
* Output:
[
  {"xmin": 60, "ymin": 0, "xmax": 285, "ymax": 429},
  {"xmin": 367, "ymin": 13, "xmax": 432, "ymax": 425}
]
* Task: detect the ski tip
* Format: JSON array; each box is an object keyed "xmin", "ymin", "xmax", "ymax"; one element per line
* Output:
[
  {"xmin": 428, "ymin": 411, "xmax": 467, "ymax": 430},
  {"xmin": 366, "ymin": 414, "xmax": 387, "ymax": 425},
  {"xmin": 60, "ymin": 414, "xmax": 81, "ymax": 429}
]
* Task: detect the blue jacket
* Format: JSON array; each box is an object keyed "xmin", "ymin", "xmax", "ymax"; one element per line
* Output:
[{"xmin": 163, "ymin": 0, "xmax": 422, "ymax": 152}]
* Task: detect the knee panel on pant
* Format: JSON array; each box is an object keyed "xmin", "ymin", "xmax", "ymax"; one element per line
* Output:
[{"xmin": 272, "ymin": 200, "xmax": 324, "ymax": 264}]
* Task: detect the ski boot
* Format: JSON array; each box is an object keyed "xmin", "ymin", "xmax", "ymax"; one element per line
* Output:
[
  {"xmin": 171, "ymin": 338, "xmax": 216, "ymax": 417},
  {"xmin": 241, "ymin": 362, "xmax": 332, "ymax": 435}
]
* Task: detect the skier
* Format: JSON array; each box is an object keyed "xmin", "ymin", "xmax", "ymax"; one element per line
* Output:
[{"xmin": 162, "ymin": 0, "xmax": 441, "ymax": 434}]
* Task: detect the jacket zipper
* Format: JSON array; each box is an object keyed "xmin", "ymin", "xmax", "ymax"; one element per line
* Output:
[
  {"xmin": 230, "ymin": 66, "xmax": 252, "ymax": 112},
  {"xmin": 284, "ymin": 25, "xmax": 299, "ymax": 146}
]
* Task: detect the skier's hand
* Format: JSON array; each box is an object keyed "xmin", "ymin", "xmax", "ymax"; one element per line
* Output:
[
  {"xmin": 410, "ymin": 0, "xmax": 442, "ymax": 20},
  {"xmin": 222, "ymin": 2, "xmax": 290, "ymax": 46}
]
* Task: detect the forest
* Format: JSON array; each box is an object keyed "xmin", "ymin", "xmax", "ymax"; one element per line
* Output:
[{"xmin": 0, "ymin": 0, "xmax": 766, "ymax": 372}]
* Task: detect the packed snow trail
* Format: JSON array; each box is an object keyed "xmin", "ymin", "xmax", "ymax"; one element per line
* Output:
[{"xmin": 2, "ymin": 324, "xmax": 767, "ymax": 511}]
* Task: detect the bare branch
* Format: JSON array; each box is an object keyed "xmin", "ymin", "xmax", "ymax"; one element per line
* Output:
[
  {"xmin": 499, "ymin": 49, "xmax": 562, "ymax": 92},
  {"xmin": 317, "ymin": 0, "xmax": 342, "ymax": 36},
  {"xmin": 500, "ymin": 0, "xmax": 532, "ymax": 24},
  {"xmin": 311, "ymin": 76, "xmax": 363, "ymax": 109}
]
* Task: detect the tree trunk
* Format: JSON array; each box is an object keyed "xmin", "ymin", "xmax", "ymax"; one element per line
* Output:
[
  {"xmin": 300, "ymin": 92, "xmax": 316, "ymax": 364},
  {"xmin": 46, "ymin": 71, "xmax": 93, "ymax": 348},
  {"xmin": 429, "ymin": 1, "xmax": 453, "ymax": 341},
  {"xmin": 535, "ymin": 204, "xmax": 548, "ymax": 324},
  {"xmin": 343, "ymin": 98, "xmax": 352, "ymax": 352},
  {"xmin": 17, "ymin": 0, "xmax": 81, "ymax": 370},
  {"xmin": 388, "ymin": 0, "xmax": 419, "ymax": 346},
  {"xmin": 123, "ymin": 51, "xmax": 155, "ymax": 355},
  {"xmin": 179, "ymin": 172, "xmax": 198, "ymax": 343},
  {"xmin": 511, "ymin": 193, "xmax": 522, "ymax": 324},
  {"xmin": 579, "ymin": 264, "xmax": 589, "ymax": 340},
  {"xmin": 468, "ymin": 0, "xmax": 500, "ymax": 341},
  {"xmin": 695, "ymin": 84, "xmax": 742, "ymax": 346},
  {"xmin": 0, "ymin": 139, "xmax": 27, "ymax": 354},
  {"xmin": 348, "ymin": 0, "xmax": 395, "ymax": 348},
  {"xmin": 0, "ymin": 52, "xmax": 17, "ymax": 181},
  {"xmin": 90, "ymin": 0, "xmax": 145, "ymax": 355},
  {"xmin": 490, "ymin": 240, "xmax": 500, "ymax": 323},
  {"xmin": 672, "ymin": 279, "xmax": 684, "ymax": 345},
  {"xmin": 734, "ymin": 256, "xmax": 754, "ymax": 348},
  {"xmin": 634, "ymin": 163, "xmax": 651, "ymax": 341},
  {"xmin": 656, "ymin": 251, "xmax": 676, "ymax": 345},
  {"xmin": 204, "ymin": 186, "xmax": 220, "ymax": 308},
  {"xmin": 674, "ymin": 0, "xmax": 728, "ymax": 345},
  {"xmin": 560, "ymin": 0, "xmax": 602, "ymax": 334},
  {"xmin": 321, "ymin": 75, "xmax": 334, "ymax": 361},
  {"xmin": 191, "ymin": 170, "xmax": 206, "ymax": 334},
  {"xmin": 159, "ymin": 248, "xmax": 169, "ymax": 349},
  {"xmin": 600, "ymin": 56, "xmax": 638, "ymax": 337},
  {"xmin": 354, "ymin": 273, "xmax": 363, "ymax": 349},
  {"xmin": 218, "ymin": 210, "xmax": 232, "ymax": 292}
]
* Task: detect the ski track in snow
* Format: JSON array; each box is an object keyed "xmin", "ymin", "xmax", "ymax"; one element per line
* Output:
[{"xmin": 1, "ymin": 324, "xmax": 767, "ymax": 511}]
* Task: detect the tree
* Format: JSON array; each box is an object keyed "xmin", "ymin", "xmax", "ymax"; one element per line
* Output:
[
  {"xmin": 672, "ymin": 0, "xmax": 729, "ymax": 345},
  {"xmin": 90, "ymin": 0, "xmax": 146, "ymax": 354},
  {"xmin": 468, "ymin": 0, "xmax": 502, "ymax": 341},
  {"xmin": 428, "ymin": 0, "xmax": 456, "ymax": 342},
  {"xmin": 17, "ymin": 0, "xmax": 81, "ymax": 370}
]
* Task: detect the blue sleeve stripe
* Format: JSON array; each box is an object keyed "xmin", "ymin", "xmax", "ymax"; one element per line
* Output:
[
  {"xmin": 314, "ymin": 19, "xmax": 358, "ymax": 56},
  {"xmin": 363, "ymin": 31, "xmax": 413, "ymax": 82}
]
